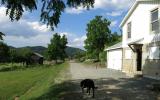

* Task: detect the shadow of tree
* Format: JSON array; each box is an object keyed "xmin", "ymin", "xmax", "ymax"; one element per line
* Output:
[
  {"xmin": 32, "ymin": 79, "xmax": 82, "ymax": 100},
  {"xmin": 31, "ymin": 77, "xmax": 159, "ymax": 100}
]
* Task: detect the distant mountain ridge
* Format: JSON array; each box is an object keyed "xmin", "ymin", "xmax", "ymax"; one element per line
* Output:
[
  {"xmin": 9, "ymin": 46, "xmax": 85, "ymax": 57},
  {"xmin": 65, "ymin": 46, "xmax": 85, "ymax": 57}
]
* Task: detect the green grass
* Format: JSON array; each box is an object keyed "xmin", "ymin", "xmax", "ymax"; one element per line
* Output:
[
  {"xmin": 0, "ymin": 63, "xmax": 26, "ymax": 72},
  {"xmin": 0, "ymin": 63, "xmax": 22, "ymax": 69},
  {"xmin": 0, "ymin": 63, "xmax": 69, "ymax": 100}
]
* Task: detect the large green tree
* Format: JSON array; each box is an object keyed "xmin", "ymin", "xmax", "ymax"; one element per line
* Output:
[
  {"xmin": 109, "ymin": 32, "xmax": 122, "ymax": 46},
  {"xmin": 0, "ymin": 32, "xmax": 5, "ymax": 40},
  {"xmin": 47, "ymin": 33, "xmax": 67, "ymax": 63},
  {"xmin": 60, "ymin": 35, "xmax": 68, "ymax": 61},
  {"xmin": 84, "ymin": 16, "xmax": 111, "ymax": 60},
  {"xmin": 1, "ymin": 0, "xmax": 94, "ymax": 30},
  {"xmin": 0, "ymin": 42, "xmax": 10, "ymax": 62}
]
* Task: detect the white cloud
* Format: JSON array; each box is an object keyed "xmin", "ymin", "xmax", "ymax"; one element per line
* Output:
[
  {"xmin": 58, "ymin": 32, "xmax": 86, "ymax": 49},
  {"xmin": 71, "ymin": 35, "xmax": 87, "ymax": 47},
  {"xmin": 0, "ymin": 7, "xmax": 51, "ymax": 38},
  {"xmin": 65, "ymin": 0, "xmax": 135, "ymax": 14},
  {"xmin": 94, "ymin": 0, "xmax": 135, "ymax": 10},
  {"xmin": 65, "ymin": 6, "xmax": 86, "ymax": 14},
  {"xmin": 105, "ymin": 11, "xmax": 123, "ymax": 17},
  {"xmin": 0, "ymin": 6, "xmax": 54, "ymax": 47},
  {"xmin": 110, "ymin": 20, "xmax": 118, "ymax": 27},
  {"xmin": 4, "ymin": 34, "xmax": 52, "ymax": 47},
  {"xmin": 4, "ymin": 30, "xmax": 87, "ymax": 49}
]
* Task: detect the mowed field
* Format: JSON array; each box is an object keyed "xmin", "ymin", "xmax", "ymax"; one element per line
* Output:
[{"xmin": 0, "ymin": 63, "xmax": 69, "ymax": 100}]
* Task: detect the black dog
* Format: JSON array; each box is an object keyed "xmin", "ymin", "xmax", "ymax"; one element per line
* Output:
[{"xmin": 80, "ymin": 79, "xmax": 97, "ymax": 98}]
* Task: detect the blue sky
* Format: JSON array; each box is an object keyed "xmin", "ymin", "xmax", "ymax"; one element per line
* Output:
[{"xmin": 0, "ymin": 0, "xmax": 135, "ymax": 49}]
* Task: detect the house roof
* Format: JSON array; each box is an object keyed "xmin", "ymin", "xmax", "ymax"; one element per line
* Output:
[
  {"xmin": 105, "ymin": 42, "xmax": 122, "ymax": 51},
  {"xmin": 120, "ymin": 0, "xmax": 160, "ymax": 27},
  {"xmin": 33, "ymin": 52, "xmax": 43, "ymax": 58}
]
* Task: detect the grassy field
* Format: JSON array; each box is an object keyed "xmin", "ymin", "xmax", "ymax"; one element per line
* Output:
[{"xmin": 0, "ymin": 63, "xmax": 69, "ymax": 100}]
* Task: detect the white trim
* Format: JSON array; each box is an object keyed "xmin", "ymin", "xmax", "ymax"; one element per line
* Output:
[
  {"xmin": 128, "ymin": 38, "xmax": 144, "ymax": 45},
  {"xmin": 120, "ymin": 0, "xmax": 138, "ymax": 27},
  {"xmin": 106, "ymin": 47, "xmax": 122, "ymax": 51}
]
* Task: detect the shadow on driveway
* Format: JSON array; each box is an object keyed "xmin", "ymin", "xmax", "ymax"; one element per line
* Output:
[{"xmin": 34, "ymin": 77, "xmax": 159, "ymax": 100}]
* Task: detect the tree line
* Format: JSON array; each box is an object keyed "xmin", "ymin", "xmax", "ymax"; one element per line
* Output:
[{"xmin": 0, "ymin": 42, "xmax": 33, "ymax": 65}]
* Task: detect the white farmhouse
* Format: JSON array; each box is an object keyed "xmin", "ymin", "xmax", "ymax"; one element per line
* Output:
[{"xmin": 106, "ymin": 0, "xmax": 160, "ymax": 79}]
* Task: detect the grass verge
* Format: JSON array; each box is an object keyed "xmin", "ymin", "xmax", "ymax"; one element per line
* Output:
[{"xmin": 0, "ymin": 63, "xmax": 69, "ymax": 100}]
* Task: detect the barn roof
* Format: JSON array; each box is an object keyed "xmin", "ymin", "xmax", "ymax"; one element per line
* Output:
[
  {"xmin": 105, "ymin": 42, "xmax": 122, "ymax": 51},
  {"xmin": 33, "ymin": 52, "xmax": 43, "ymax": 58}
]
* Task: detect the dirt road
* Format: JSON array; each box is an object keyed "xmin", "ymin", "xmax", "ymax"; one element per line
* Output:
[
  {"xmin": 58, "ymin": 62, "xmax": 159, "ymax": 100},
  {"xmin": 69, "ymin": 63, "xmax": 127, "ymax": 80}
]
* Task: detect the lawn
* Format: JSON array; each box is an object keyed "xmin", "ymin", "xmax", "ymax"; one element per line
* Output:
[{"xmin": 0, "ymin": 63, "xmax": 69, "ymax": 100}]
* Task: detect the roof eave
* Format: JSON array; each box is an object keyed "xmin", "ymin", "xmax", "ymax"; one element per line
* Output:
[
  {"xmin": 119, "ymin": 1, "xmax": 139, "ymax": 28},
  {"xmin": 105, "ymin": 42, "xmax": 122, "ymax": 51},
  {"xmin": 105, "ymin": 47, "xmax": 122, "ymax": 51}
]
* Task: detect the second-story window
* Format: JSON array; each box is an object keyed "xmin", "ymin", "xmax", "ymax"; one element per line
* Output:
[
  {"xmin": 127, "ymin": 22, "xmax": 131, "ymax": 39},
  {"xmin": 151, "ymin": 8, "xmax": 159, "ymax": 32}
]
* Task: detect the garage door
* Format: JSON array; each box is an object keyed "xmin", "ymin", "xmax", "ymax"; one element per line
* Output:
[{"xmin": 107, "ymin": 49, "xmax": 122, "ymax": 70}]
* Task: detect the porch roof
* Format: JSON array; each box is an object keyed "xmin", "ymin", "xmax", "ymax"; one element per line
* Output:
[{"xmin": 128, "ymin": 38, "xmax": 144, "ymax": 45}]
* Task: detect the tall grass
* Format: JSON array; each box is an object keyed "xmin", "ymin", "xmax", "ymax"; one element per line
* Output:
[{"xmin": 0, "ymin": 63, "xmax": 69, "ymax": 100}]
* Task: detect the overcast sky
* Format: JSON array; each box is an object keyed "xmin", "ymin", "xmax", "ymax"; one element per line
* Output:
[{"xmin": 0, "ymin": 0, "xmax": 135, "ymax": 49}]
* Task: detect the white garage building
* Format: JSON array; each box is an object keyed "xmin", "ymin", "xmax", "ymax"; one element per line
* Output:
[{"xmin": 106, "ymin": 42, "xmax": 122, "ymax": 70}]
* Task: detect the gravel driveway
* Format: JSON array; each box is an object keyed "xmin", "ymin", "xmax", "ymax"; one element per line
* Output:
[
  {"xmin": 69, "ymin": 62, "xmax": 128, "ymax": 80},
  {"xmin": 58, "ymin": 62, "xmax": 160, "ymax": 100}
]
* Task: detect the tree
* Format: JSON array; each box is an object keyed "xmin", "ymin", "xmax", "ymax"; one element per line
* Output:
[
  {"xmin": 10, "ymin": 48, "xmax": 33, "ymax": 66},
  {"xmin": 47, "ymin": 33, "xmax": 67, "ymax": 63},
  {"xmin": 84, "ymin": 16, "xmax": 111, "ymax": 60},
  {"xmin": 0, "ymin": 32, "xmax": 5, "ymax": 40},
  {"xmin": 0, "ymin": 42, "xmax": 10, "ymax": 62},
  {"xmin": 60, "ymin": 35, "xmax": 68, "ymax": 61},
  {"xmin": 1, "ymin": 0, "xmax": 94, "ymax": 30},
  {"xmin": 17, "ymin": 48, "xmax": 33, "ymax": 65},
  {"xmin": 99, "ymin": 51, "xmax": 106, "ymax": 62},
  {"xmin": 74, "ymin": 51, "xmax": 86, "ymax": 62},
  {"xmin": 109, "ymin": 32, "xmax": 122, "ymax": 46}
]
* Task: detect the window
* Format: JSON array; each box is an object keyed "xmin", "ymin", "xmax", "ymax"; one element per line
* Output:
[
  {"xmin": 151, "ymin": 9, "xmax": 159, "ymax": 32},
  {"xmin": 149, "ymin": 47, "xmax": 160, "ymax": 59},
  {"xmin": 125, "ymin": 50, "xmax": 132, "ymax": 59},
  {"xmin": 127, "ymin": 22, "xmax": 131, "ymax": 39}
]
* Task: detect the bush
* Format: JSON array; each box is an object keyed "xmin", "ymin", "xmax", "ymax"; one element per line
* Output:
[{"xmin": 99, "ymin": 51, "xmax": 106, "ymax": 62}]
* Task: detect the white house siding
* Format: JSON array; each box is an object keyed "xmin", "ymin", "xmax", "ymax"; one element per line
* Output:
[
  {"xmin": 122, "ymin": 2, "xmax": 160, "ymax": 48},
  {"xmin": 107, "ymin": 49, "xmax": 122, "ymax": 70},
  {"xmin": 121, "ymin": 1, "xmax": 160, "ymax": 79},
  {"xmin": 142, "ymin": 42, "xmax": 160, "ymax": 80}
]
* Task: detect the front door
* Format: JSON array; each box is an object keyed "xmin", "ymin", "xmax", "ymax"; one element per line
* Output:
[{"xmin": 136, "ymin": 49, "xmax": 142, "ymax": 71}]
